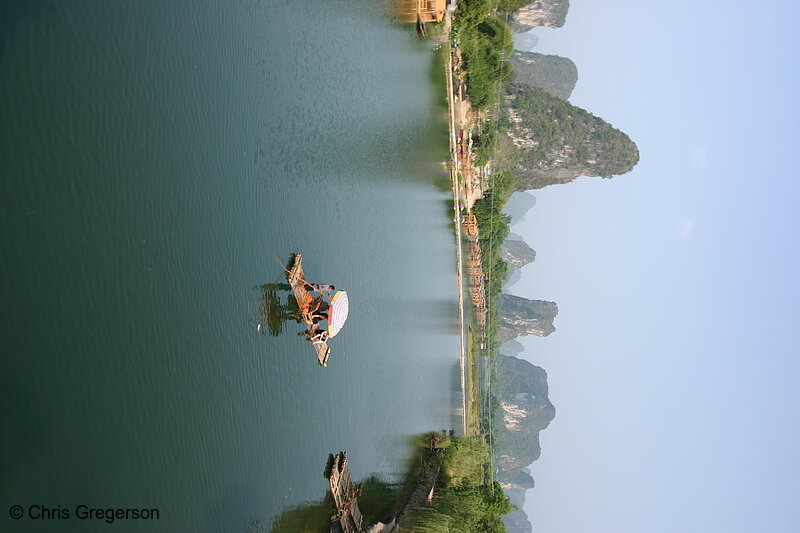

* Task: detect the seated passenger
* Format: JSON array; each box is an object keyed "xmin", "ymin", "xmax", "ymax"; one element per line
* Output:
[{"xmin": 301, "ymin": 293, "xmax": 314, "ymax": 314}]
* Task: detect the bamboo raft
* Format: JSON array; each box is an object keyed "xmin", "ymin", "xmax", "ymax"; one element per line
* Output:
[
  {"xmin": 326, "ymin": 452, "xmax": 364, "ymax": 533},
  {"xmin": 287, "ymin": 253, "xmax": 331, "ymax": 366}
]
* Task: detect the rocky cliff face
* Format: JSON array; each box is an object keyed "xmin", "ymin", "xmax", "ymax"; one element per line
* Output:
[
  {"xmin": 511, "ymin": 0, "xmax": 570, "ymax": 33},
  {"xmin": 499, "ymin": 294, "xmax": 558, "ymax": 342},
  {"xmin": 503, "ymin": 82, "xmax": 640, "ymax": 190},
  {"xmin": 494, "ymin": 354, "xmax": 555, "ymax": 484},
  {"xmin": 502, "ymin": 239, "xmax": 536, "ymax": 276},
  {"xmin": 510, "ymin": 50, "xmax": 578, "ymax": 100},
  {"xmin": 500, "ymin": 468, "xmax": 536, "ymax": 491},
  {"xmin": 494, "ymin": 354, "xmax": 553, "ymax": 533}
]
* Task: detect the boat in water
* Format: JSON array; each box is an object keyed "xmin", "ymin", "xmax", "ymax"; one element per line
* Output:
[{"xmin": 287, "ymin": 252, "xmax": 345, "ymax": 367}]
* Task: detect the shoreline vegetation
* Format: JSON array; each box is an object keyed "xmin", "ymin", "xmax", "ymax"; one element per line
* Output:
[
  {"xmin": 268, "ymin": 434, "xmax": 509, "ymax": 533},
  {"xmin": 430, "ymin": 2, "xmax": 519, "ymax": 530},
  {"xmin": 271, "ymin": 0, "xmax": 640, "ymax": 528}
]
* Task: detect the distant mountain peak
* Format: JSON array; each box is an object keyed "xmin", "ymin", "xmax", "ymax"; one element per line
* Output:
[
  {"xmin": 499, "ymin": 294, "xmax": 558, "ymax": 342},
  {"xmin": 511, "ymin": 0, "xmax": 570, "ymax": 33},
  {"xmin": 494, "ymin": 355, "xmax": 555, "ymax": 487},
  {"xmin": 503, "ymin": 191, "xmax": 537, "ymax": 222},
  {"xmin": 510, "ymin": 50, "xmax": 578, "ymax": 100},
  {"xmin": 515, "ymin": 33, "xmax": 539, "ymax": 51},
  {"xmin": 503, "ymin": 82, "xmax": 640, "ymax": 190},
  {"xmin": 503, "ymin": 488, "xmax": 533, "ymax": 533},
  {"xmin": 502, "ymin": 239, "xmax": 536, "ymax": 278}
]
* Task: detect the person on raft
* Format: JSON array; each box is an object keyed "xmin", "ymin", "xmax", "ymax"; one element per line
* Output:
[
  {"xmin": 300, "ymin": 293, "xmax": 314, "ymax": 314},
  {"xmin": 309, "ymin": 296, "xmax": 330, "ymax": 321},
  {"xmin": 309, "ymin": 283, "xmax": 335, "ymax": 297}
]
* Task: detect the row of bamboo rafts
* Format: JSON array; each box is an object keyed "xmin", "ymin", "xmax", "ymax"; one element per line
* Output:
[{"xmin": 287, "ymin": 253, "xmax": 331, "ymax": 366}]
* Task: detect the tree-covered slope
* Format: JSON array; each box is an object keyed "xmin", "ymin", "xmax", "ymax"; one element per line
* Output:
[
  {"xmin": 503, "ymin": 82, "xmax": 639, "ymax": 190},
  {"xmin": 510, "ymin": 50, "xmax": 578, "ymax": 100}
]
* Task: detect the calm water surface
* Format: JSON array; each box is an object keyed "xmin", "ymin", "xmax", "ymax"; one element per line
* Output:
[{"xmin": 0, "ymin": 1, "xmax": 459, "ymax": 531}]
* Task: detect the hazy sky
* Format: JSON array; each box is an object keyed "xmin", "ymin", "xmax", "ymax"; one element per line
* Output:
[{"xmin": 508, "ymin": 1, "xmax": 800, "ymax": 532}]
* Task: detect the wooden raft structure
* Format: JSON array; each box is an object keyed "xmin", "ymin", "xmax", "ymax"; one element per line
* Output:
[
  {"xmin": 287, "ymin": 253, "xmax": 331, "ymax": 366},
  {"xmin": 327, "ymin": 452, "xmax": 364, "ymax": 533}
]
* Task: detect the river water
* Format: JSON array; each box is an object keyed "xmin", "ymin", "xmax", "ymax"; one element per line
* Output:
[{"xmin": 0, "ymin": 1, "xmax": 460, "ymax": 531}]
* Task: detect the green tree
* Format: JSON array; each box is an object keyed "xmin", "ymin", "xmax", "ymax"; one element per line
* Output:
[
  {"xmin": 480, "ymin": 482, "xmax": 513, "ymax": 517},
  {"xmin": 443, "ymin": 435, "xmax": 490, "ymax": 486},
  {"xmin": 455, "ymin": 0, "xmax": 493, "ymax": 28},
  {"xmin": 459, "ymin": 17, "xmax": 513, "ymax": 108}
]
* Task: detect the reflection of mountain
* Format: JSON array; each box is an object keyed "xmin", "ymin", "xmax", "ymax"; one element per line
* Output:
[
  {"xmin": 494, "ymin": 354, "xmax": 555, "ymax": 486},
  {"xmin": 510, "ymin": 51, "xmax": 578, "ymax": 100},
  {"xmin": 499, "ymin": 294, "xmax": 558, "ymax": 342}
]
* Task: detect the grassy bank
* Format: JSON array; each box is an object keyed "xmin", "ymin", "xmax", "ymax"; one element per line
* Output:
[
  {"xmin": 404, "ymin": 434, "xmax": 511, "ymax": 533},
  {"xmin": 465, "ymin": 326, "xmax": 481, "ymax": 436}
]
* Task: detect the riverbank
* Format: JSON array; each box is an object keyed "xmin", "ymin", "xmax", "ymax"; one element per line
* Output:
[
  {"xmin": 439, "ymin": 10, "xmax": 487, "ymax": 439},
  {"xmin": 305, "ymin": 433, "xmax": 508, "ymax": 533},
  {"xmin": 442, "ymin": 20, "xmax": 470, "ymax": 437}
]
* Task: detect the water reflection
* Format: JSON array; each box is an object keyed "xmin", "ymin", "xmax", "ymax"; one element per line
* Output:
[
  {"xmin": 261, "ymin": 496, "xmax": 332, "ymax": 533},
  {"xmin": 263, "ymin": 475, "xmax": 399, "ymax": 533},
  {"xmin": 256, "ymin": 281, "xmax": 332, "ymax": 367},
  {"xmin": 257, "ymin": 283, "xmax": 301, "ymax": 336},
  {"xmin": 260, "ymin": 435, "xmax": 465, "ymax": 533}
]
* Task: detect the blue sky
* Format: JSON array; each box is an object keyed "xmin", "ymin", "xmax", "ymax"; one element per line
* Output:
[{"xmin": 508, "ymin": 1, "xmax": 800, "ymax": 532}]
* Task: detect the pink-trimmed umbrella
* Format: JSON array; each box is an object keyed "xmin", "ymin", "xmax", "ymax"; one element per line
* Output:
[{"xmin": 327, "ymin": 291, "xmax": 349, "ymax": 337}]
